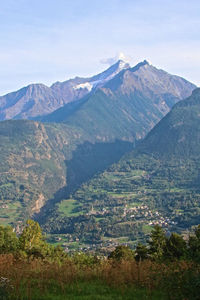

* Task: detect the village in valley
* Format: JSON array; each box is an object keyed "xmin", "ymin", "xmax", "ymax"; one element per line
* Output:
[{"xmin": 48, "ymin": 203, "xmax": 178, "ymax": 254}]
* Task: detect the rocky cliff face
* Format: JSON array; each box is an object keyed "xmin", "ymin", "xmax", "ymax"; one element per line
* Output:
[{"xmin": 0, "ymin": 120, "xmax": 83, "ymax": 222}]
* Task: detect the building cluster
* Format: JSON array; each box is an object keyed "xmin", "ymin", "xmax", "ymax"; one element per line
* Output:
[
  {"xmin": 0, "ymin": 204, "xmax": 8, "ymax": 209},
  {"xmin": 122, "ymin": 204, "xmax": 176, "ymax": 228}
]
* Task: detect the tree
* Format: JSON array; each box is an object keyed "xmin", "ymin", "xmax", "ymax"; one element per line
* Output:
[
  {"xmin": 164, "ymin": 233, "xmax": 187, "ymax": 260},
  {"xmin": 0, "ymin": 225, "xmax": 18, "ymax": 253},
  {"xmin": 135, "ymin": 243, "xmax": 148, "ymax": 262},
  {"xmin": 72, "ymin": 252, "xmax": 98, "ymax": 266},
  {"xmin": 48, "ymin": 245, "xmax": 69, "ymax": 263},
  {"xmin": 19, "ymin": 219, "xmax": 49, "ymax": 257},
  {"xmin": 188, "ymin": 224, "xmax": 200, "ymax": 262},
  {"xmin": 108, "ymin": 245, "xmax": 134, "ymax": 261},
  {"xmin": 148, "ymin": 225, "xmax": 166, "ymax": 260}
]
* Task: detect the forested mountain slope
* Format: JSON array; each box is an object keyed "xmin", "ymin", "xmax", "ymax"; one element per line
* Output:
[
  {"xmin": 0, "ymin": 120, "xmax": 132, "ymax": 226},
  {"xmin": 42, "ymin": 89, "xmax": 200, "ymax": 249}
]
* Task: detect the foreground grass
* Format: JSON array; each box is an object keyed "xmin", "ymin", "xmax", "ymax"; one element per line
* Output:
[
  {"xmin": 0, "ymin": 255, "xmax": 199, "ymax": 300},
  {"xmin": 6, "ymin": 281, "xmax": 166, "ymax": 300}
]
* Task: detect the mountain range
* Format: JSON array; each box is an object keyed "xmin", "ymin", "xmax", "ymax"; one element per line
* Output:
[
  {"xmin": 0, "ymin": 60, "xmax": 130, "ymax": 120},
  {"xmin": 40, "ymin": 60, "xmax": 195, "ymax": 142},
  {"xmin": 0, "ymin": 60, "xmax": 195, "ymax": 127},
  {"xmin": 0, "ymin": 58, "xmax": 198, "ymax": 249}
]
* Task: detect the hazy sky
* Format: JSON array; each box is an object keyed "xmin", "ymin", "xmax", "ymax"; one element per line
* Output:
[{"xmin": 0, "ymin": 0, "xmax": 199, "ymax": 95}]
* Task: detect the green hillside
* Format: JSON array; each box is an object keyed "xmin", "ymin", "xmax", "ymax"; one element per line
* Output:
[
  {"xmin": 0, "ymin": 120, "xmax": 79, "ymax": 225},
  {"xmin": 0, "ymin": 120, "xmax": 132, "ymax": 227},
  {"xmin": 43, "ymin": 89, "xmax": 200, "ymax": 251},
  {"xmin": 137, "ymin": 88, "xmax": 200, "ymax": 158}
]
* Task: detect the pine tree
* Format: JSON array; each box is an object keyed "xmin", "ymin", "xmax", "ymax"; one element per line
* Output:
[{"xmin": 148, "ymin": 225, "xmax": 166, "ymax": 260}]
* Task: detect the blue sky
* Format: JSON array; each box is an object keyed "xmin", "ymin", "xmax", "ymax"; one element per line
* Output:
[{"xmin": 0, "ymin": 0, "xmax": 199, "ymax": 95}]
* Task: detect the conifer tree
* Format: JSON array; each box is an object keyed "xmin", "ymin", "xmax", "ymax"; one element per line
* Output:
[{"xmin": 148, "ymin": 225, "xmax": 166, "ymax": 260}]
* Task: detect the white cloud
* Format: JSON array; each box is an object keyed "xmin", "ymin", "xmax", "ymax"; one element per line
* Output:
[{"xmin": 100, "ymin": 52, "xmax": 131, "ymax": 65}]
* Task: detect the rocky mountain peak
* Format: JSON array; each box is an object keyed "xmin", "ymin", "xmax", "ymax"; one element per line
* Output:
[{"xmin": 0, "ymin": 59, "xmax": 196, "ymax": 121}]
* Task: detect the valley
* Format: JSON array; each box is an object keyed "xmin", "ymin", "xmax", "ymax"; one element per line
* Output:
[
  {"xmin": 0, "ymin": 60, "xmax": 199, "ymax": 253},
  {"xmin": 42, "ymin": 89, "xmax": 200, "ymax": 252},
  {"xmin": 1, "ymin": 2, "xmax": 200, "ymax": 299}
]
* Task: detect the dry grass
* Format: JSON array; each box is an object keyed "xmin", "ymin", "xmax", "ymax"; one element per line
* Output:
[{"xmin": 0, "ymin": 255, "xmax": 199, "ymax": 299}]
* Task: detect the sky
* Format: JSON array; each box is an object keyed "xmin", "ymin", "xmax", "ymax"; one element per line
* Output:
[{"xmin": 0, "ymin": 0, "xmax": 199, "ymax": 95}]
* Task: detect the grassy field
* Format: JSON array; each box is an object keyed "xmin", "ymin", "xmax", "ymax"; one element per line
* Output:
[
  {"xmin": 9, "ymin": 282, "xmax": 166, "ymax": 300},
  {"xmin": 0, "ymin": 201, "xmax": 22, "ymax": 225},
  {"xmin": 58, "ymin": 199, "xmax": 82, "ymax": 217}
]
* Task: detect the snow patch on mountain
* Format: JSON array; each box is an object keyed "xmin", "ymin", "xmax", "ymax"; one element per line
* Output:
[
  {"xmin": 73, "ymin": 60, "xmax": 129, "ymax": 92},
  {"xmin": 73, "ymin": 82, "xmax": 93, "ymax": 91}
]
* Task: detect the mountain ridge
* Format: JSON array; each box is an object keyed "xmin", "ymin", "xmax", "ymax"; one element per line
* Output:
[
  {"xmin": 0, "ymin": 60, "xmax": 130, "ymax": 120},
  {"xmin": 40, "ymin": 61, "xmax": 196, "ymax": 143},
  {"xmin": 0, "ymin": 59, "xmax": 196, "ymax": 121}
]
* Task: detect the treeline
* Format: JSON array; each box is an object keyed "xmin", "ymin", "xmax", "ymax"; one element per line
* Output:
[
  {"xmin": 1, "ymin": 220, "xmax": 200, "ymax": 264},
  {"xmin": 110, "ymin": 224, "xmax": 200, "ymax": 263},
  {"xmin": 1, "ymin": 221, "xmax": 200, "ymax": 299}
]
